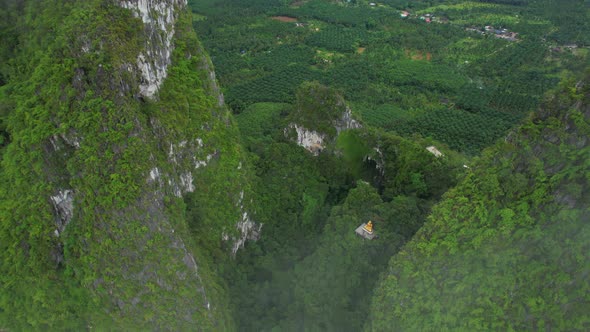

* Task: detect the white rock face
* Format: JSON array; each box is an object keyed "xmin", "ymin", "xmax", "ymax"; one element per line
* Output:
[
  {"xmin": 149, "ymin": 167, "xmax": 161, "ymax": 182},
  {"xmin": 160, "ymin": 138, "xmax": 215, "ymax": 196},
  {"xmin": 50, "ymin": 133, "xmax": 81, "ymax": 150},
  {"xmin": 124, "ymin": 1, "xmax": 259, "ymax": 254},
  {"xmin": 165, "ymin": 171, "xmax": 195, "ymax": 197},
  {"xmin": 50, "ymin": 189, "xmax": 74, "ymax": 236},
  {"xmin": 208, "ymin": 68, "xmax": 225, "ymax": 107},
  {"xmin": 179, "ymin": 172, "xmax": 194, "ymax": 193},
  {"xmin": 287, "ymin": 106, "xmax": 362, "ymax": 155},
  {"xmin": 231, "ymin": 211, "xmax": 261, "ymax": 255},
  {"xmin": 335, "ymin": 107, "xmax": 361, "ymax": 134},
  {"xmin": 289, "ymin": 124, "xmax": 326, "ymax": 155},
  {"xmin": 230, "ymin": 191, "xmax": 262, "ymax": 255},
  {"xmin": 194, "ymin": 153, "xmax": 213, "ymax": 169},
  {"xmin": 426, "ymin": 145, "xmax": 444, "ymax": 158},
  {"xmin": 119, "ymin": 0, "xmax": 187, "ymax": 98}
]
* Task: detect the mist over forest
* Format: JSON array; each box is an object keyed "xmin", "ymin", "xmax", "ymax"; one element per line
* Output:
[{"xmin": 0, "ymin": 0, "xmax": 588, "ymax": 330}]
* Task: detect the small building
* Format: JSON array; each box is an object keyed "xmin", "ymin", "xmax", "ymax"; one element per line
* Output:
[
  {"xmin": 355, "ymin": 221, "xmax": 377, "ymax": 240},
  {"xmin": 400, "ymin": 11, "xmax": 410, "ymax": 18}
]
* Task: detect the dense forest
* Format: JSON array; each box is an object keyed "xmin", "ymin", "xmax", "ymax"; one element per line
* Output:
[
  {"xmin": 0, "ymin": 0, "xmax": 242, "ymax": 329},
  {"xmin": 0, "ymin": 0, "xmax": 589, "ymax": 330},
  {"xmin": 191, "ymin": 0, "xmax": 590, "ymax": 330},
  {"xmin": 369, "ymin": 73, "xmax": 590, "ymax": 331}
]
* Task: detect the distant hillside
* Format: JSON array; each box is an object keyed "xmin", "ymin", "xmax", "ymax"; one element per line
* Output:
[{"xmin": 368, "ymin": 73, "xmax": 590, "ymax": 331}]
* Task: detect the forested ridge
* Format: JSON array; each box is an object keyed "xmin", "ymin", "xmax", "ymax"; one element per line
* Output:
[
  {"xmin": 0, "ymin": 0, "xmax": 589, "ymax": 330},
  {"xmin": 0, "ymin": 0, "xmax": 244, "ymax": 329},
  {"xmin": 369, "ymin": 73, "xmax": 590, "ymax": 331}
]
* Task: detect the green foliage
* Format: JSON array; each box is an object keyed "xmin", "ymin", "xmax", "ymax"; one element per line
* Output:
[
  {"xmin": 368, "ymin": 74, "xmax": 590, "ymax": 331},
  {"xmin": 223, "ymin": 140, "xmax": 333, "ymax": 331},
  {"xmin": 289, "ymin": 182, "xmax": 398, "ymax": 331},
  {"xmin": 1, "ymin": 0, "xmax": 588, "ymax": 330},
  {"xmin": 281, "ymin": 0, "xmax": 392, "ymax": 27},
  {"xmin": 305, "ymin": 26, "xmax": 368, "ymax": 52},
  {"xmin": 1, "ymin": 1, "xmax": 238, "ymax": 329},
  {"xmin": 393, "ymin": 106, "xmax": 519, "ymax": 154},
  {"xmin": 0, "ymin": 2, "xmax": 144, "ymax": 328},
  {"xmin": 236, "ymin": 102, "xmax": 291, "ymax": 148},
  {"xmin": 291, "ymin": 81, "xmax": 348, "ymax": 136},
  {"xmin": 193, "ymin": 0, "xmax": 588, "ymax": 154},
  {"xmin": 226, "ymin": 64, "xmax": 321, "ymax": 111},
  {"xmin": 227, "ymin": 86, "xmax": 464, "ymax": 330},
  {"xmin": 250, "ymin": 45, "xmax": 316, "ymax": 71},
  {"xmin": 336, "ymin": 130, "xmax": 372, "ymax": 177}
]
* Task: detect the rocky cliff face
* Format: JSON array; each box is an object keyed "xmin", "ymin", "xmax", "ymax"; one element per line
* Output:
[
  {"xmin": 289, "ymin": 124, "xmax": 327, "ymax": 155},
  {"xmin": 287, "ymin": 84, "xmax": 361, "ymax": 155},
  {"xmin": 0, "ymin": 0, "xmax": 250, "ymax": 329},
  {"xmin": 119, "ymin": 0, "xmax": 187, "ymax": 98}
]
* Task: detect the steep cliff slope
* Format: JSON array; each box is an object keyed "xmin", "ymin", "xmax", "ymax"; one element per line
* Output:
[
  {"xmin": 368, "ymin": 74, "xmax": 590, "ymax": 331},
  {"xmin": 285, "ymin": 82, "xmax": 361, "ymax": 155},
  {"xmin": 0, "ymin": 0, "xmax": 253, "ymax": 329}
]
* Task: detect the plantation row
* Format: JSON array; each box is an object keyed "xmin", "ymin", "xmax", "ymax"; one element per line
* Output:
[
  {"xmin": 393, "ymin": 107, "xmax": 517, "ymax": 154},
  {"xmin": 225, "ymin": 65, "xmax": 322, "ymax": 111},
  {"xmin": 305, "ymin": 26, "xmax": 369, "ymax": 53},
  {"xmin": 455, "ymin": 85, "xmax": 541, "ymax": 116},
  {"xmin": 192, "ymin": 0, "xmax": 586, "ymax": 153},
  {"xmin": 250, "ymin": 45, "xmax": 316, "ymax": 71},
  {"xmin": 279, "ymin": 0, "xmax": 392, "ymax": 27}
]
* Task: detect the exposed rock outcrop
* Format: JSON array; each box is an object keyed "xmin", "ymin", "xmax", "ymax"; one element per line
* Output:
[
  {"xmin": 227, "ymin": 191, "xmax": 262, "ymax": 255},
  {"xmin": 287, "ymin": 106, "xmax": 362, "ymax": 155},
  {"xmin": 334, "ymin": 107, "xmax": 361, "ymax": 134},
  {"xmin": 50, "ymin": 189, "xmax": 74, "ymax": 236},
  {"xmin": 286, "ymin": 82, "xmax": 362, "ymax": 154},
  {"xmin": 289, "ymin": 124, "xmax": 327, "ymax": 155},
  {"xmin": 119, "ymin": 0, "xmax": 187, "ymax": 98}
]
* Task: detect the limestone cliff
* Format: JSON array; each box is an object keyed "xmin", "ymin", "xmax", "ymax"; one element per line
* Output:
[
  {"xmin": 120, "ymin": 0, "xmax": 186, "ymax": 98},
  {"xmin": 0, "ymin": 0, "xmax": 253, "ymax": 329},
  {"xmin": 286, "ymin": 82, "xmax": 361, "ymax": 155}
]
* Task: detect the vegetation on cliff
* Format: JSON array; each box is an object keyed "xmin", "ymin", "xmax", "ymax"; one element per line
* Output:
[
  {"xmin": 0, "ymin": 0, "xmax": 588, "ymax": 330},
  {"xmin": 224, "ymin": 81, "xmax": 466, "ymax": 330},
  {"xmin": 368, "ymin": 73, "xmax": 590, "ymax": 331},
  {"xmin": 0, "ymin": 0, "xmax": 244, "ymax": 329}
]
